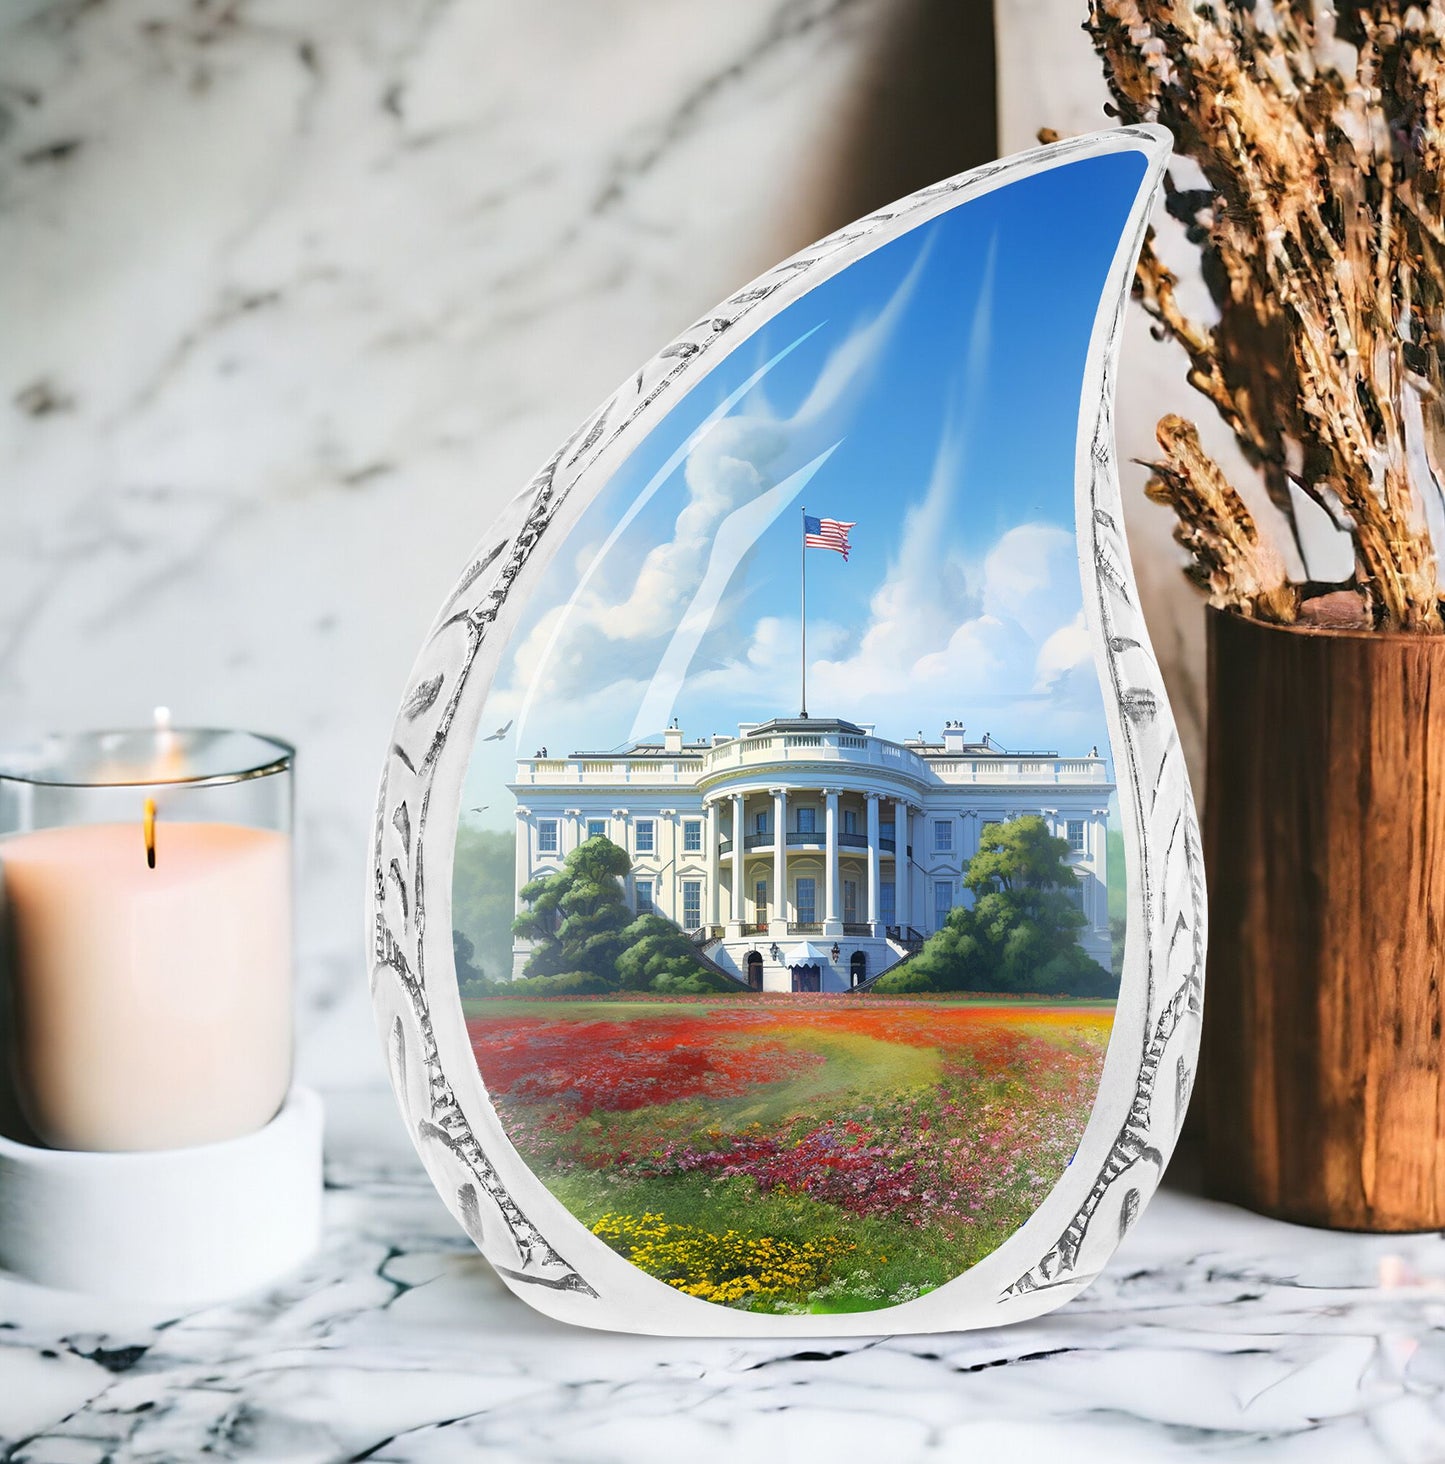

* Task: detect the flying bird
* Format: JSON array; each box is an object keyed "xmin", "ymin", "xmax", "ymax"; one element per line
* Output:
[
  {"xmin": 470, "ymin": 806, "xmax": 490, "ymax": 814},
  {"xmin": 481, "ymin": 720, "xmax": 513, "ymax": 742}
]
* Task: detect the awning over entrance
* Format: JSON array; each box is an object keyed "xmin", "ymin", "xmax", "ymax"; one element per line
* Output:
[{"xmin": 782, "ymin": 942, "xmax": 832, "ymax": 966}]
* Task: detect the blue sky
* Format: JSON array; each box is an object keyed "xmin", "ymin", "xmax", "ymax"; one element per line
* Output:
[{"xmin": 463, "ymin": 151, "xmax": 1148, "ymax": 828}]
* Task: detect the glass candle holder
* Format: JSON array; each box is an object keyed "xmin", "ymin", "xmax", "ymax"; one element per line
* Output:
[{"xmin": 0, "ymin": 722, "xmax": 294, "ymax": 1152}]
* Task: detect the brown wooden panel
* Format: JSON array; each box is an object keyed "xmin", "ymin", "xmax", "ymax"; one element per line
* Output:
[{"xmin": 1203, "ymin": 606, "xmax": 1445, "ymax": 1229}]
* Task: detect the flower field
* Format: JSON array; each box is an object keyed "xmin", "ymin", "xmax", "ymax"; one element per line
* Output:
[{"xmin": 466, "ymin": 995, "xmax": 1114, "ymax": 1314}]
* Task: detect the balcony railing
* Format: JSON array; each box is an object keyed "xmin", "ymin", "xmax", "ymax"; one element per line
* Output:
[
  {"xmin": 787, "ymin": 922, "xmax": 823, "ymax": 935},
  {"xmin": 512, "ymin": 758, "xmax": 705, "ymax": 786},
  {"xmin": 738, "ymin": 830, "xmax": 894, "ymax": 853},
  {"xmin": 512, "ymin": 739, "xmax": 1108, "ymax": 788},
  {"xmin": 886, "ymin": 924, "xmax": 926, "ymax": 953},
  {"xmin": 699, "ymin": 732, "xmax": 932, "ymax": 783}
]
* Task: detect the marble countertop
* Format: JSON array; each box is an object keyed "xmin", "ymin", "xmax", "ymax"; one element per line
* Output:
[{"xmin": 3, "ymin": 1085, "xmax": 1444, "ymax": 1464}]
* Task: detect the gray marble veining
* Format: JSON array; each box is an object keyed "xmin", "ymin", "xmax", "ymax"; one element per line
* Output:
[
  {"xmin": 4, "ymin": 1089, "xmax": 1445, "ymax": 1462},
  {"xmin": 0, "ymin": 0, "xmax": 916, "ymax": 1059}
]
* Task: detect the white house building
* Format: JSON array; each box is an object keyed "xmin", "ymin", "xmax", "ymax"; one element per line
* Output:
[{"xmin": 509, "ymin": 717, "xmax": 1114, "ymax": 993}]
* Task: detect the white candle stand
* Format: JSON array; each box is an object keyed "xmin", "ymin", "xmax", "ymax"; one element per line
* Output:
[{"xmin": 0, "ymin": 1085, "xmax": 323, "ymax": 1307}]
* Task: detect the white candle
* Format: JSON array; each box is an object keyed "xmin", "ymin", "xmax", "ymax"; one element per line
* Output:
[{"xmin": 2, "ymin": 819, "xmax": 292, "ymax": 1152}]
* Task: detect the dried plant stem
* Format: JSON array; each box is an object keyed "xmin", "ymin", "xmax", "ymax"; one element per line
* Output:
[
  {"xmin": 1086, "ymin": 0, "xmax": 1445, "ymax": 631},
  {"xmin": 1145, "ymin": 416, "xmax": 1299, "ymax": 622}
]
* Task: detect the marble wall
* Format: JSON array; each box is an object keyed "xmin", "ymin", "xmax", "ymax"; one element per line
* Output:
[
  {"xmin": 1, "ymin": 0, "xmax": 1237, "ymax": 1085},
  {"xmin": 0, "ymin": 0, "xmax": 1000, "ymax": 1083}
]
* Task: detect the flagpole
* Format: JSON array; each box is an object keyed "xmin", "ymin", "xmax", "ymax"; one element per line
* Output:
[{"xmin": 800, "ymin": 505, "xmax": 808, "ymax": 719}]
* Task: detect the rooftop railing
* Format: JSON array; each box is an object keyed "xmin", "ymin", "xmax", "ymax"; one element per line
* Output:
[{"xmin": 511, "ymin": 736, "xmax": 1109, "ymax": 787}]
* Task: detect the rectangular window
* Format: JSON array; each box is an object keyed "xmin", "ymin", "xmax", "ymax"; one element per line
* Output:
[
  {"xmin": 683, "ymin": 819, "xmax": 703, "ymax": 853},
  {"xmin": 1065, "ymin": 878, "xmax": 1085, "ymax": 910},
  {"xmin": 537, "ymin": 819, "xmax": 558, "ymax": 854},
  {"xmin": 795, "ymin": 877, "xmax": 817, "ymax": 924},
  {"xmin": 635, "ymin": 820, "xmax": 655, "ymax": 854},
  {"xmin": 934, "ymin": 880, "xmax": 953, "ymax": 929},
  {"xmin": 933, "ymin": 819, "xmax": 953, "ymax": 852},
  {"xmin": 1067, "ymin": 819, "xmax": 1086, "ymax": 853},
  {"xmin": 755, "ymin": 810, "xmax": 769, "ymax": 836},
  {"xmin": 682, "ymin": 880, "xmax": 702, "ymax": 928},
  {"xmin": 796, "ymin": 807, "xmax": 816, "ymax": 835},
  {"xmin": 635, "ymin": 879, "xmax": 654, "ymax": 915},
  {"xmin": 880, "ymin": 880, "xmax": 896, "ymax": 927},
  {"xmin": 586, "ymin": 818, "xmax": 606, "ymax": 840},
  {"xmin": 843, "ymin": 809, "xmax": 858, "ymax": 835},
  {"xmin": 843, "ymin": 879, "xmax": 858, "ymax": 923},
  {"xmin": 754, "ymin": 880, "xmax": 768, "ymax": 921},
  {"xmin": 880, "ymin": 820, "xmax": 895, "ymax": 844}
]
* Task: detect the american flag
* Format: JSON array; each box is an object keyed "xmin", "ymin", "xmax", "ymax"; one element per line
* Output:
[{"xmin": 803, "ymin": 514, "xmax": 854, "ymax": 560}]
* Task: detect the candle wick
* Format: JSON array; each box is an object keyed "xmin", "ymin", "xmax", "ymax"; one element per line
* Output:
[{"xmin": 143, "ymin": 798, "xmax": 157, "ymax": 870}]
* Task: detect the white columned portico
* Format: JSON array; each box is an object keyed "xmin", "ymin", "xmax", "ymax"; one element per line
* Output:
[
  {"xmin": 823, "ymin": 788, "xmax": 841, "ymax": 936},
  {"xmin": 771, "ymin": 786, "xmax": 788, "ymax": 932},
  {"xmin": 706, "ymin": 801, "xmax": 720, "ymax": 925},
  {"xmin": 894, "ymin": 797, "xmax": 910, "ymax": 935},
  {"xmin": 729, "ymin": 792, "xmax": 745, "ymax": 930},
  {"xmin": 866, "ymin": 792, "xmax": 881, "ymax": 932}
]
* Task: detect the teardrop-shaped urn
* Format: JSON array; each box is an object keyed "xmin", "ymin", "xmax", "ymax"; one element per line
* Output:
[{"xmin": 369, "ymin": 126, "xmax": 1205, "ymax": 1336}]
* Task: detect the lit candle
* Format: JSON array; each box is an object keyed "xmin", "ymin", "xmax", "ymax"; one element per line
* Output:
[{"xmin": 0, "ymin": 721, "xmax": 294, "ymax": 1152}]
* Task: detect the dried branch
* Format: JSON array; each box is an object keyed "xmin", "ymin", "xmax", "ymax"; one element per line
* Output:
[
  {"xmin": 1145, "ymin": 415, "xmax": 1300, "ymax": 622},
  {"xmin": 1087, "ymin": 0, "xmax": 1445, "ymax": 631}
]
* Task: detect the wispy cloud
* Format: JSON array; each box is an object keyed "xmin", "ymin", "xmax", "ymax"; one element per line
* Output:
[
  {"xmin": 502, "ymin": 249, "xmax": 927, "ymax": 745},
  {"xmin": 629, "ymin": 443, "xmax": 841, "ymax": 740}
]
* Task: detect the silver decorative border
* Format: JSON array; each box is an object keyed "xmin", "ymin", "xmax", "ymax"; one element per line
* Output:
[{"xmin": 368, "ymin": 125, "xmax": 1205, "ymax": 1336}]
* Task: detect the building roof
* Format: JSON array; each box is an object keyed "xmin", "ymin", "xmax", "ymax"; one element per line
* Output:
[
  {"xmin": 566, "ymin": 741, "xmax": 710, "ymax": 758},
  {"xmin": 742, "ymin": 716, "xmax": 868, "ymax": 737}
]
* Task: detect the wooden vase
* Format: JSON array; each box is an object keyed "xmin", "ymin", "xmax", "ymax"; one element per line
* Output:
[{"xmin": 1203, "ymin": 605, "xmax": 1445, "ymax": 1230}]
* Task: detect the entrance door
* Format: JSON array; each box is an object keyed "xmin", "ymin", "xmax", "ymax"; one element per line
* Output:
[
  {"xmin": 745, "ymin": 951, "xmax": 764, "ymax": 990},
  {"xmin": 790, "ymin": 964, "xmax": 821, "ymax": 993}
]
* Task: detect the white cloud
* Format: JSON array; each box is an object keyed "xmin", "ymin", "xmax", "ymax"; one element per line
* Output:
[
  {"xmin": 807, "ymin": 520, "xmax": 1087, "ymax": 717},
  {"xmin": 629, "ymin": 444, "xmax": 840, "ymax": 739},
  {"xmin": 503, "ymin": 247, "xmax": 928, "ymax": 743},
  {"xmin": 1034, "ymin": 609, "xmax": 1092, "ymax": 692}
]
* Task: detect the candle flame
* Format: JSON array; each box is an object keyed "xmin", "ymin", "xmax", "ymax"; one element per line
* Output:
[{"xmin": 143, "ymin": 798, "xmax": 157, "ymax": 870}]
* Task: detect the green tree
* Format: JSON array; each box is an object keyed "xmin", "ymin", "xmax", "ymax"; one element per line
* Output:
[
  {"xmin": 453, "ymin": 929, "xmax": 494, "ymax": 999},
  {"xmin": 614, "ymin": 914, "xmax": 739, "ymax": 994},
  {"xmin": 512, "ymin": 836, "xmax": 634, "ymax": 984},
  {"xmin": 452, "ymin": 825, "xmax": 517, "ymax": 982},
  {"xmin": 874, "ymin": 815, "xmax": 1116, "ymax": 997},
  {"xmin": 509, "ymin": 836, "xmax": 745, "ymax": 994}
]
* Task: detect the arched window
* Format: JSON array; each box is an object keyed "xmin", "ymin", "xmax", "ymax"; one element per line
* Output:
[
  {"xmin": 850, "ymin": 951, "xmax": 867, "ymax": 987},
  {"xmin": 745, "ymin": 951, "xmax": 764, "ymax": 990}
]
